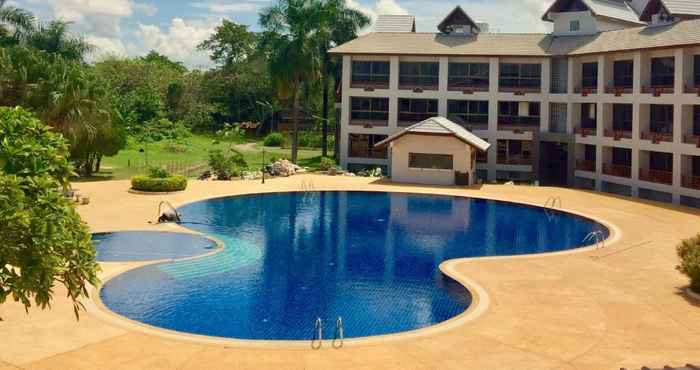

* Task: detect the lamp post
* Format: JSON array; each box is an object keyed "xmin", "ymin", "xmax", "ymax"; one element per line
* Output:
[
  {"xmin": 256, "ymin": 100, "xmax": 274, "ymax": 185},
  {"xmin": 262, "ymin": 147, "xmax": 265, "ymax": 184}
]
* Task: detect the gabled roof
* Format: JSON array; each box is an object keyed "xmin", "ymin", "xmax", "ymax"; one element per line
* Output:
[
  {"xmin": 329, "ymin": 18, "xmax": 700, "ymax": 57},
  {"xmin": 640, "ymin": 0, "xmax": 700, "ymax": 21},
  {"xmin": 374, "ymin": 15, "xmax": 416, "ymax": 33},
  {"xmin": 437, "ymin": 6, "xmax": 480, "ymax": 33},
  {"xmin": 374, "ymin": 117, "xmax": 491, "ymax": 152},
  {"xmin": 542, "ymin": 0, "xmax": 644, "ymax": 25}
]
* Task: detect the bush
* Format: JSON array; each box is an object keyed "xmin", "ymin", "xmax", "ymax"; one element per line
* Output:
[
  {"xmin": 319, "ymin": 157, "xmax": 336, "ymax": 171},
  {"xmin": 677, "ymin": 234, "xmax": 700, "ymax": 294},
  {"xmin": 148, "ymin": 166, "xmax": 171, "ymax": 178},
  {"xmin": 263, "ymin": 132, "xmax": 284, "ymax": 147},
  {"xmin": 131, "ymin": 175, "xmax": 187, "ymax": 192},
  {"xmin": 208, "ymin": 148, "xmax": 247, "ymax": 180}
]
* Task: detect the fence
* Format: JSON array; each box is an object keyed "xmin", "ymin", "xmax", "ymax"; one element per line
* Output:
[{"xmin": 126, "ymin": 159, "xmax": 207, "ymax": 178}]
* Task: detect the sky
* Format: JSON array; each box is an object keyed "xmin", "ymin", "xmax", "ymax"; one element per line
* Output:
[{"xmin": 8, "ymin": 0, "xmax": 553, "ymax": 69}]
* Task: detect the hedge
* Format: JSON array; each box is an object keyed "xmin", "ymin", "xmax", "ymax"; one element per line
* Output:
[{"xmin": 131, "ymin": 175, "xmax": 187, "ymax": 192}]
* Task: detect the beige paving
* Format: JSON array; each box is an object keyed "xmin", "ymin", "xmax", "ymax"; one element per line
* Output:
[{"xmin": 2, "ymin": 175, "xmax": 700, "ymax": 369}]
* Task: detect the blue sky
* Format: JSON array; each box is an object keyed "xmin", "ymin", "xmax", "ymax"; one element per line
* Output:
[{"xmin": 9, "ymin": 0, "xmax": 552, "ymax": 69}]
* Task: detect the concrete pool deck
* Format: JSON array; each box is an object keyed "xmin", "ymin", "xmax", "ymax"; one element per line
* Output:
[{"xmin": 1, "ymin": 175, "xmax": 699, "ymax": 369}]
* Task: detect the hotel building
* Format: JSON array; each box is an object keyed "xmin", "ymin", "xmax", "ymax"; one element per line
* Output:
[{"xmin": 330, "ymin": 0, "xmax": 700, "ymax": 207}]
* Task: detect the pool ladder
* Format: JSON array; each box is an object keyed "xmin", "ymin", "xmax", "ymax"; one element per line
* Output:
[
  {"xmin": 311, "ymin": 316, "xmax": 344, "ymax": 349},
  {"xmin": 301, "ymin": 179, "xmax": 315, "ymax": 192},
  {"xmin": 543, "ymin": 196, "xmax": 562, "ymax": 221},
  {"xmin": 583, "ymin": 230, "xmax": 606, "ymax": 249}
]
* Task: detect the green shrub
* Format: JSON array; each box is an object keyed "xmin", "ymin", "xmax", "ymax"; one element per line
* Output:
[
  {"xmin": 677, "ymin": 234, "xmax": 700, "ymax": 294},
  {"xmin": 208, "ymin": 148, "xmax": 247, "ymax": 180},
  {"xmin": 263, "ymin": 132, "xmax": 284, "ymax": 147},
  {"xmin": 148, "ymin": 166, "xmax": 171, "ymax": 179},
  {"xmin": 131, "ymin": 175, "xmax": 187, "ymax": 192},
  {"xmin": 319, "ymin": 157, "xmax": 336, "ymax": 171}
]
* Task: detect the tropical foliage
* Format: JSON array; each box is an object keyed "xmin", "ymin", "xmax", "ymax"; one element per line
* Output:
[
  {"xmin": 0, "ymin": 107, "xmax": 99, "ymax": 318},
  {"xmin": 677, "ymin": 234, "xmax": 700, "ymax": 294}
]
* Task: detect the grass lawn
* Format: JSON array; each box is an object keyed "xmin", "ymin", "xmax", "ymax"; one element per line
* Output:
[{"xmin": 76, "ymin": 134, "xmax": 325, "ymax": 181}]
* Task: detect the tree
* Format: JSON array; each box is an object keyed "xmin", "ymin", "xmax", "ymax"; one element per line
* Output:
[
  {"xmin": 259, "ymin": 0, "xmax": 323, "ymax": 163},
  {"xmin": 317, "ymin": 0, "xmax": 369, "ymax": 157},
  {"xmin": 0, "ymin": 0, "xmax": 35, "ymax": 44},
  {"xmin": 197, "ymin": 20, "xmax": 256, "ymax": 68},
  {"xmin": 25, "ymin": 20, "xmax": 93, "ymax": 62},
  {"xmin": 0, "ymin": 107, "xmax": 99, "ymax": 319},
  {"xmin": 141, "ymin": 50, "xmax": 186, "ymax": 73}
]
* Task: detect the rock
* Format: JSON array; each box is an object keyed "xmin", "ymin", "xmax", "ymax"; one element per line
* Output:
[{"xmin": 269, "ymin": 159, "xmax": 301, "ymax": 177}]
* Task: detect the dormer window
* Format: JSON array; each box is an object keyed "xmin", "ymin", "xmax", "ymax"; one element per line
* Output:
[
  {"xmin": 570, "ymin": 20, "xmax": 580, "ymax": 32},
  {"xmin": 438, "ymin": 6, "xmax": 480, "ymax": 35}
]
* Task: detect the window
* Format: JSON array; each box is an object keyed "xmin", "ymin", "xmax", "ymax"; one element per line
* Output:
[
  {"xmin": 447, "ymin": 100, "xmax": 488, "ymax": 126},
  {"xmin": 398, "ymin": 99, "xmax": 438, "ymax": 126},
  {"xmin": 612, "ymin": 147, "xmax": 631, "ymax": 166},
  {"xmin": 497, "ymin": 140, "xmax": 532, "ymax": 165},
  {"xmin": 650, "ymin": 105, "xmax": 673, "ymax": 133},
  {"xmin": 695, "ymin": 55, "xmax": 700, "ymax": 86},
  {"xmin": 499, "ymin": 63, "xmax": 541, "ymax": 90},
  {"xmin": 613, "ymin": 104, "xmax": 632, "ymax": 131},
  {"xmin": 476, "ymin": 139, "xmax": 488, "ymax": 163},
  {"xmin": 694, "ymin": 106, "xmax": 700, "ymax": 135},
  {"xmin": 448, "ymin": 62, "xmax": 489, "ymax": 89},
  {"xmin": 650, "ymin": 57, "xmax": 675, "ymax": 86},
  {"xmin": 570, "ymin": 20, "xmax": 580, "ymax": 32},
  {"xmin": 649, "ymin": 151, "xmax": 673, "ymax": 171},
  {"xmin": 584, "ymin": 144, "xmax": 596, "ymax": 162},
  {"xmin": 580, "ymin": 103, "xmax": 597, "ymax": 129},
  {"xmin": 348, "ymin": 134, "xmax": 388, "ymax": 159},
  {"xmin": 350, "ymin": 97, "xmax": 389, "ymax": 125},
  {"xmin": 408, "ymin": 153, "xmax": 453, "ymax": 170},
  {"xmin": 399, "ymin": 62, "xmax": 439, "ymax": 89},
  {"xmin": 351, "ymin": 61, "xmax": 390, "ymax": 88},
  {"xmin": 498, "ymin": 101, "xmax": 540, "ymax": 126},
  {"xmin": 613, "ymin": 60, "xmax": 633, "ymax": 88},
  {"xmin": 581, "ymin": 62, "xmax": 598, "ymax": 89}
]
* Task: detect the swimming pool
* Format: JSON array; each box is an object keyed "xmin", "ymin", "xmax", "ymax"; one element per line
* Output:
[
  {"xmin": 93, "ymin": 231, "xmax": 217, "ymax": 262},
  {"xmin": 100, "ymin": 191, "xmax": 608, "ymax": 341}
]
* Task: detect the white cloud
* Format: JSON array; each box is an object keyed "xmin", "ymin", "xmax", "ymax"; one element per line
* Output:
[
  {"xmin": 191, "ymin": 1, "xmax": 263, "ymax": 14},
  {"xmin": 135, "ymin": 18, "xmax": 218, "ymax": 68},
  {"xmin": 87, "ymin": 35, "xmax": 128, "ymax": 60},
  {"xmin": 27, "ymin": 0, "xmax": 134, "ymax": 37},
  {"xmin": 346, "ymin": 0, "xmax": 409, "ymax": 34},
  {"xmin": 134, "ymin": 2, "xmax": 158, "ymax": 17}
]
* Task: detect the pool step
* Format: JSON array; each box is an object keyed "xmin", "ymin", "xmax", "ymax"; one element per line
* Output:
[{"xmin": 158, "ymin": 236, "xmax": 261, "ymax": 280}]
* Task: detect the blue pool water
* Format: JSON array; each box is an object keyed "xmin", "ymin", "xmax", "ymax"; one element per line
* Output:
[
  {"xmin": 100, "ymin": 191, "xmax": 608, "ymax": 340},
  {"xmin": 93, "ymin": 231, "xmax": 217, "ymax": 262}
]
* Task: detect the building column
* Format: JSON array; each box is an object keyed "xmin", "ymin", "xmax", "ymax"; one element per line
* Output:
[
  {"xmin": 631, "ymin": 148, "xmax": 640, "ymax": 197},
  {"xmin": 674, "ymin": 48, "xmax": 685, "ymax": 94},
  {"xmin": 567, "ymin": 57, "xmax": 575, "ymax": 95},
  {"xmin": 389, "ymin": 56, "xmax": 399, "ymax": 90},
  {"xmin": 489, "ymin": 57, "xmax": 499, "ymax": 94},
  {"xmin": 388, "ymin": 56, "xmax": 400, "ymax": 130},
  {"xmin": 673, "ymin": 152, "xmax": 682, "ymax": 204},
  {"xmin": 674, "ymin": 103, "xmax": 683, "ymax": 144},
  {"xmin": 597, "ymin": 54, "xmax": 606, "ymax": 94},
  {"xmin": 438, "ymin": 57, "xmax": 449, "ymax": 117},
  {"xmin": 595, "ymin": 145, "xmax": 603, "ymax": 191},
  {"xmin": 633, "ymin": 51, "xmax": 643, "ymax": 96},
  {"xmin": 541, "ymin": 58, "xmax": 551, "ymax": 95},
  {"xmin": 340, "ymin": 55, "xmax": 352, "ymax": 168}
]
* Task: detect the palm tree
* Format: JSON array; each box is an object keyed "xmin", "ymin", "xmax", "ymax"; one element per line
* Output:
[
  {"xmin": 0, "ymin": 0, "xmax": 35, "ymax": 44},
  {"xmin": 26, "ymin": 20, "xmax": 93, "ymax": 62},
  {"xmin": 259, "ymin": 0, "xmax": 323, "ymax": 163},
  {"xmin": 317, "ymin": 0, "xmax": 370, "ymax": 158}
]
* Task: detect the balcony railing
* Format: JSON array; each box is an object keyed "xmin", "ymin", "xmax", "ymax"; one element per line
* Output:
[
  {"xmin": 603, "ymin": 163, "xmax": 631, "ymax": 178},
  {"xmin": 685, "ymin": 84, "xmax": 700, "ymax": 95},
  {"xmin": 683, "ymin": 134, "xmax": 700, "ymax": 147},
  {"xmin": 447, "ymin": 79, "xmax": 489, "ymax": 93},
  {"xmin": 642, "ymin": 85, "xmax": 674, "ymax": 96},
  {"xmin": 497, "ymin": 157, "xmax": 532, "ymax": 166},
  {"xmin": 640, "ymin": 131, "xmax": 673, "ymax": 143},
  {"xmin": 576, "ymin": 159, "xmax": 595, "ymax": 172},
  {"xmin": 604, "ymin": 129, "xmax": 633, "ymax": 140},
  {"xmin": 398, "ymin": 76, "xmax": 439, "ymax": 91},
  {"xmin": 605, "ymin": 85, "xmax": 633, "ymax": 95},
  {"xmin": 574, "ymin": 127, "xmax": 597, "ymax": 137},
  {"xmin": 349, "ymin": 149, "xmax": 388, "ymax": 159},
  {"xmin": 682, "ymin": 175, "xmax": 700, "ymax": 190},
  {"xmin": 574, "ymin": 86, "xmax": 597, "ymax": 96},
  {"xmin": 498, "ymin": 116, "xmax": 539, "ymax": 132},
  {"xmin": 639, "ymin": 168, "xmax": 673, "ymax": 185},
  {"xmin": 349, "ymin": 118, "xmax": 389, "ymax": 127}
]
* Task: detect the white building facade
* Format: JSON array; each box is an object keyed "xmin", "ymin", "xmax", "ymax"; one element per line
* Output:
[{"xmin": 330, "ymin": 0, "xmax": 700, "ymax": 207}]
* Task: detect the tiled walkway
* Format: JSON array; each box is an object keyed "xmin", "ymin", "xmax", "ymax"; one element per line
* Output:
[{"xmin": 2, "ymin": 175, "xmax": 699, "ymax": 369}]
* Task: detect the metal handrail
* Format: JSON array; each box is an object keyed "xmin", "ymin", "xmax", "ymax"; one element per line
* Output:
[
  {"xmin": 311, "ymin": 318, "xmax": 323, "ymax": 349},
  {"xmin": 332, "ymin": 316, "xmax": 344, "ymax": 349},
  {"xmin": 583, "ymin": 231, "xmax": 605, "ymax": 249},
  {"xmin": 157, "ymin": 201, "xmax": 181, "ymax": 223},
  {"xmin": 544, "ymin": 196, "xmax": 562, "ymax": 209}
]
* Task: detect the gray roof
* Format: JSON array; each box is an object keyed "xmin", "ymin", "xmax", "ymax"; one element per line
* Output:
[
  {"xmin": 660, "ymin": 0, "xmax": 700, "ymax": 16},
  {"xmin": 374, "ymin": 116, "xmax": 491, "ymax": 152},
  {"xmin": 374, "ymin": 15, "xmax": 416, "ymax": 33},
  {"xmin": 543, "ymin": 0, "xmax": 644, "ymax": 24},
  {"xmin": 330, "ymin": 18, "xmax": 700, "ymax": 57}
]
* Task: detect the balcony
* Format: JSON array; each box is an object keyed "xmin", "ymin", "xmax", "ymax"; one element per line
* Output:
[
  {"xmin": 684, "ymin": 84, "xmax": 700, "ymax": 95},
  {"xmin": 640, "ymin": 131, "xmax": 673, "ymax": 143},
  {"xmin": 604, "ymin": 129, "xmax": 633, "ymax": 140},
  {"xmin": 398, "ymin": 76, "xmax": 439, "ymax": 92},
  {"xmin": 574, "ymin": 127, "xmax": 597, "ymax": 137},
  {"xmin": 576, "ymin": 159, "xmax": 595, "ymax": 172},
  {"xmin": 639, "ymin": 168, "xmax": 673, "ymax": 185},
  {"xmin": 683, "ymin": 134, "xmax": 700, "ymax": 147},
  {"xmin": 497, "ymin": 157, "xmax": 532, "ymax": 166},
  {"xmin": 350, "ymin": 80, "xmax": 389, "ymax": 90},
  {"xmin": 447, "ymin": 79, "xmax": 489, "ymax": 93},
  {"xmin": 498, "ymin": 116, "xmax": 539, "ymax": 133},
  {"xmin": 605, "ymin": 85, "xmax": 633, "ymax": 96},
  {"xmin": 682, "ymin": 175, "xmax": 700, "ymax": 190},
  {"xmin": 349, "ymin": 119, "xmax": 388, "ymax": 127},
  {"xmin": 603, "ymin": 163, "xmax": 631, "ymax": 178},
  {"xmin": 574, "ymin": 86, "xmax": 597, "ymax": 96}
]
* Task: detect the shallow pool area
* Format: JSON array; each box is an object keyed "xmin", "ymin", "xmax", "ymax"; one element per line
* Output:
[
  {"xmin": 100, "ymin": 191, "xmax": 608, "ymax": 341},
  {"xmin": 93, "ymin": 231, "xmax": 217, "ymax": 262}
]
